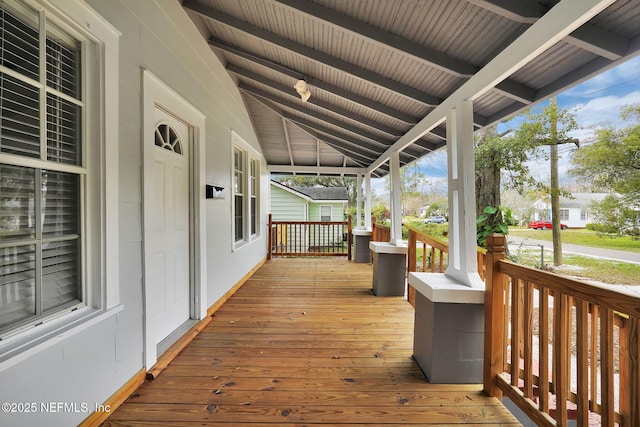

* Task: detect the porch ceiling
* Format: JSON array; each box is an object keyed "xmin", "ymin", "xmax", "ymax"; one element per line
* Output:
[{"xmin": 182, "ymin": 0, "xmax": 640, "ymax": 177}]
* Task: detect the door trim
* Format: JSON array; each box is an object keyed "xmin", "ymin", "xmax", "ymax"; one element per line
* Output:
[{"xmin": 142, "ymin": 70, "xmax": 207, "ymax": 369}]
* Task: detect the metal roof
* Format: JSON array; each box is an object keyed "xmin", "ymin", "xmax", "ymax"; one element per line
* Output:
[
  {"xmin": 293, "ymin": 186, "xmax": 350, "ymax": 201},
  {"xmin": 182, "ymin": 0, "xmax": 640, "ymax": 177}
]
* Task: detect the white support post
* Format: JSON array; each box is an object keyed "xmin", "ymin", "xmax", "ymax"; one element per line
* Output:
[
  {"xmin": 364, "ymin": 172, "xmax": 372, "ymax": 229},
  {"xmin": 389, "ymin": 152, "xmax": 403, "ymax": 245},
  {"xmin": 444, "ymin": 100, "xmax": 483, "ymax": 288},
  {"xmin": 356, "ymin": 174, "xmax": 363, "ymax": 228}
]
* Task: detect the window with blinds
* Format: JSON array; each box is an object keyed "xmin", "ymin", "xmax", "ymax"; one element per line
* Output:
[{"xmin": 0, "ymin": 3, "xmax": 83, "ymax": 336}]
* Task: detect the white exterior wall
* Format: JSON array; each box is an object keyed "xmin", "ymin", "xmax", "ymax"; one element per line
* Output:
[
  {"xmin": 0, "ymin": 1, "xmax": 267, "ymax": 426},
  {"xmin": 562, "ymin": 207, "xmax": 590, "ymax": 228}
]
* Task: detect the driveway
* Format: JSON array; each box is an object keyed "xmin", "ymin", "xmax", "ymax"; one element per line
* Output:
[{"xmin": 508, "ymin": 236, "xmax": 640, "ymax": 265}]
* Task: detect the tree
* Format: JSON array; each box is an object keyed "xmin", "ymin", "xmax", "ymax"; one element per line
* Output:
[
  {"xmin": 384, "ymin": 163, "xmax": 429, "ymax": 216},
  {"xmin": 570, "ymin": 104, "xmax": 640, "ymax": 205},
  {"xmin": 421, "ymin": 195, "xmax": 448, "ymax": 218},
  {"xmin": 474, "ymin": 124, "xmax": 539, "ymax": 217},
  {"xmin": 371, "ymin": 202, "xmax": 389, "ymax": 223},
  {"xmin": 473, "ymin": 123, "xmax": 542, "ymax": 251},
  {"xmin": 588, "ymin": 195, "xmax": 640, "ymax": 236},
  {"xmin": 511, "ymin": 99, "xmax": 579, "ymax": 265}
]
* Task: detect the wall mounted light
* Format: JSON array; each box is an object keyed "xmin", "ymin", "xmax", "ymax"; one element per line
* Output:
[{"xmin": 294, "ymin": 79, "xmax": 311, "ymax": 102}]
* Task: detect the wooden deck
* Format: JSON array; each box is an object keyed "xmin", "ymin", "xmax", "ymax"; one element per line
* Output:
[{"xmin": 103, "ymin": 258, "xmax": 520, "ymax": 426}]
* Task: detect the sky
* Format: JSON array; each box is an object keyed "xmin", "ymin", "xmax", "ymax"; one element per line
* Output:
[{"xmin": 372, "ymin": 55, "xmax": 640, "ymax": 194}]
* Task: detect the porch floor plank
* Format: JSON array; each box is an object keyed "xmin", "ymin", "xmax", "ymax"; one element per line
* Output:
[{"xmin": 103, "ymin": 258, "xmax": 520, "ymax": 426}]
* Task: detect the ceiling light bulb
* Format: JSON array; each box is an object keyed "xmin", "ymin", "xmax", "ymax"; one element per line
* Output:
[
  {"xmin": 299, "ymin": 89, "xmax": 311, "ymax": 102},
  {"xmin": 294, "ymin": 79, "xmax": 311, "ymax": 102}
]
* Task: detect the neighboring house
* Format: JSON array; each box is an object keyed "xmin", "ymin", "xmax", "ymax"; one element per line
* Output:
[
  {"xmin": 270, "ymin": 181, "xmax": 349, "ymax": 222},
  {"xmin": 270, "ymin": 181, "xmax": 348, "ymax": 251},
  {"xmin": 531, "ymin": 193, "xmax": 609, "ymax": 228}
]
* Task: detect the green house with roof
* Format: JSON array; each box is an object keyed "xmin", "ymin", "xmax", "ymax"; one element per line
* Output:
[{"xmin": 270, "ymin": 181, "xmax": 349, "ymax": 251}]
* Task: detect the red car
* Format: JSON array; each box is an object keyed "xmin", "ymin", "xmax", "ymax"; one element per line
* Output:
[{"xmin": 528, "ymin": 220, "xmax": 568, "ymax": 230}]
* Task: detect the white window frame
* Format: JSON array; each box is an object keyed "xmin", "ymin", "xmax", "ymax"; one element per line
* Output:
[
  {"xmin": 250, "ymin": 157, "xmax": 259, "ymax": 238},
  {"xmin": 0, "ymin": 0, "xmax": 120, "ymax": 371},
  {"xmin": 231, "ymin": 131, "xmax": 261, "ymax": 249},
  {"xmin": 560, "ymin": 209, "xmax": 570, "ymax": 221},
  {"xmin": 233, "ymin": 146, "xmax": 245, "ymax": 244}
]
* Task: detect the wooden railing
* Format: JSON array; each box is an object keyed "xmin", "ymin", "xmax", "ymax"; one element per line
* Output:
[
  {"xmin": 267, "ymin": 214, "xmax": 352, "ymax": 260},
  {"xmin": 484, "ymin": 234, "xmax": 640, "ymax": 426},
  {"xmin": 405, "ymin": 225, "xmax": 486, "ymax": 306},
  {"xmin": 371, "ymin": 217, "xmax": 391, "ymax": 243}
]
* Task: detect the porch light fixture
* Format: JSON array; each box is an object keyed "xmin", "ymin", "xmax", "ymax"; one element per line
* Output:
[{"xmin": 294, "ymin": 79, "xmax": 311, "ymax": 102}]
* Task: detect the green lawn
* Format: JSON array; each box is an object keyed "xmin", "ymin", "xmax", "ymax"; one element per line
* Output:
[
  {"xmin": 509, "ymin": 227, "xmax": 640, "ymax": 253},
  {"xmin": 509, "ymin": 246, "xmax": 640, "ymax": 286}
]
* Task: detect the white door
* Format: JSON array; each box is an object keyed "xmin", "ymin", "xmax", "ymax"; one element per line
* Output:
[{"xmin": 146, "ymin": 108, "xmax": 191, "ymax": 354}]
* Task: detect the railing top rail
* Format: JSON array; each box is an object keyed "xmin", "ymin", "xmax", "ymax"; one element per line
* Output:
[
  {"xmin": 498, "ymin": 259, "xmax": 640, "ymax": 317},
  {"xmin": 372, "ymin": 222, "xmax": 391, "ymax": 229},
  {"xmin": 271, "ymin": 220, "xmax": 348, "ymax": 225},
  {"xmin": 405, "ymin": 225, "xmax": 448, "ymax": 251},
  {"xmin": 405, "ymin": 225, "xmax": 487, "ymax": 254}
]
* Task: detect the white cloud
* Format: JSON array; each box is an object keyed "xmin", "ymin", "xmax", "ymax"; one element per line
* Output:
[{"xmin": 572, "ymin": 91, "xmax": 640, "ymax": 138}]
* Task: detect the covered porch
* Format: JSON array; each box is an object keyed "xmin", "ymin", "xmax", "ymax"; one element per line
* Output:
[{"xmin": 103, "ymin": 257, "xmax": 519, "ymax": 425}]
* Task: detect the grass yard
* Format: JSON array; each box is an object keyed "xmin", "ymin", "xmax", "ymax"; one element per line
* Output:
[
  {"xmin": 509, "ymin": 245, "xmax": 640, "ymax": 286},
  {"xmin": 509, "ymin": 227, "xmax": 640, "ymax": 253}
]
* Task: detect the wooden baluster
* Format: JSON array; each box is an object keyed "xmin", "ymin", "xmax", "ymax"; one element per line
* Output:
[
  {"xmin": 539, "ymin": 287, "xmax": 550, "ymax": 414},
  {"xmin": 590, "ymin": 305, "xmax": 599, "ymax": 414},
  {"xmin": 601, "ymin": 308, "xmax": 615, "ymax": 426},
  {"xmin": 619, "ymin": 316, "xmax": 640, "ymax": 426},
  {"xmin": 575, "ymin": 300, "xmax": 589, "ymax": 425},
  {"xmin": 554, "ymin": 293, "xmax": 569, "ymax": 426},
  {"xmin": 511, "ymin": 278, "xmax": 522, "ymax": 388},
  {"xmin": 430, "ymin": 247, "xmax": 435, "ymax": 272},
  {"xmin": 523, "ymin": 281, "xmax": 534, "ymax": 399}
]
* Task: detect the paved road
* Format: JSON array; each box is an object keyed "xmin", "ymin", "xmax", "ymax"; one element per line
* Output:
[{"xmin": 508, "ymin": 236, "xmax": 640, "ymax": 265}]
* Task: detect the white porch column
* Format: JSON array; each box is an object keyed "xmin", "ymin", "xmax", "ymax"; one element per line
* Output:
[
  {"xmin": 364, "ymin": 172, "xmax": 372, "ymax": 229},
  {"xmin": 356, "ymin": 173, "xmax": 363, "ymax": 228},
  {"xmin": 444, "ymin": 100, "xmax": 483, "ymax": 288},
  {"xmin": 389, "ymin": 151, "xmax": 403, "ymax": 245}
]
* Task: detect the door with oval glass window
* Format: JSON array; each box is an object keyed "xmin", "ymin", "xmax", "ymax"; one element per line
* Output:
[{"xmin": 145, "ymin": 107, "xmax": 191, "ymax": 360}]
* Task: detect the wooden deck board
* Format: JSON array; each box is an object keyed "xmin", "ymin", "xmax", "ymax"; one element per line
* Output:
[{"xmin": 103, "ymin": 258, "xmax": 520, "ymax": 426}]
